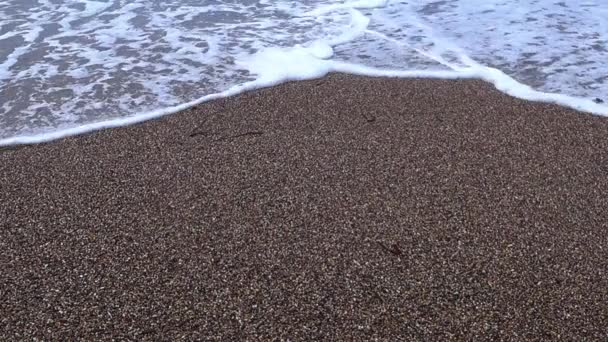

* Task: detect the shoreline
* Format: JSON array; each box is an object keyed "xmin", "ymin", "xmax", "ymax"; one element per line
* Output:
[
  {"xmin": 2, "ymin": 70, "xmax": 608, "ymax": 148},
  {"xmin": 2, "ymin": 74, "xmax": 608, "ymax": 339}
]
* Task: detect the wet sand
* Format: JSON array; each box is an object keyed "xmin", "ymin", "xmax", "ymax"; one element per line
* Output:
[{"xmin": 1, "ymin": 74, "xmax": 607, "ymax": 340}]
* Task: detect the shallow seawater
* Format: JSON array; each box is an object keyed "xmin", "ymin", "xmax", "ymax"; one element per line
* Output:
[{"xmin": 0, "ymin": 0, "xmax": 607, "ymax": 141}]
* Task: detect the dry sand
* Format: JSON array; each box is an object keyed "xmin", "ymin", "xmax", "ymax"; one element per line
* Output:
[{"xmin": 1, "ymin": 74, "xmax": 607, "ymax": 340}]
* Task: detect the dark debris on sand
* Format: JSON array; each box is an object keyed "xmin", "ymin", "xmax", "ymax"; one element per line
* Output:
[{"xmin": 1, "ymin": 74, "xmax": 608, "ymax": 340}]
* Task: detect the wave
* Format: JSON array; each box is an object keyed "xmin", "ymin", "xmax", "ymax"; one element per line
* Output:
[{"xmin": 0, "ymin": 0, "xmax": 607, "ymax": 145}]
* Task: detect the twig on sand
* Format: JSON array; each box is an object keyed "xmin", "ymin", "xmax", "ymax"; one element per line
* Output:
[
  {"xmin": 378, "ymin": 241, "xmax": 403, "ymax": 256},
  {"xmin": 189, "ymin": 130, "xmax": 208, "ymax": 138}
]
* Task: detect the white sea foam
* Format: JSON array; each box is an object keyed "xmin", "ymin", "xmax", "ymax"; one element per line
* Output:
[{"xmin": 0, "ymin": 0, "xmax": 607, "ymax": 145}]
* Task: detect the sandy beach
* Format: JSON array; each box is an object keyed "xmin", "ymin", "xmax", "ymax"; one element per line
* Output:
[{"xmin": 1, "ymin": 74, "xmax": 607, "ymax": 340}]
